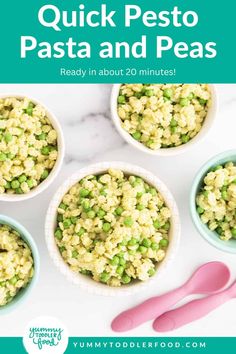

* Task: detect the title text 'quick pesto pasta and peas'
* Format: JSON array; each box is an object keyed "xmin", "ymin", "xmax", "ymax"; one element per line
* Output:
[
  {"xmin": 55, "ymin": 169, "xmax": 171, "ymax": 287},
  {"xmin": 20, "ymin": 4, "xmax": 217, "ymax": 59}
]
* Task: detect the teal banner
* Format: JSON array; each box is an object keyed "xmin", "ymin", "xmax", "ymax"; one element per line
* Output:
[
  {"xmin": 0, "ymin": 0, "xmax": 235, "ymax": 83},
  {"xmin": 0, "ymin": 337, "xmax": 236, "ymax": 354}
]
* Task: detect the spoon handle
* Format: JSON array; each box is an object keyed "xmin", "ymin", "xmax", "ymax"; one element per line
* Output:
[
  {"xmin": 153, "ymin": 291, "xmax": 230, "ymax": 332},
  {"xmin": 111, "ymin": 286, "xmax": 186, "ymax": 332}
]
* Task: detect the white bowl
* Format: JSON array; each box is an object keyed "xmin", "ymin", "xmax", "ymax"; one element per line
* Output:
[
  {"xmin": 110, "ymin": 84, "xmax": 218, "ymax": 156},
  {"xmin": 0, "ymin": 94, "xmax": 65, "ymax": 201},
  {"xmin": 45, "ymin": 161, "xmax": 180, "ymax": 296}
]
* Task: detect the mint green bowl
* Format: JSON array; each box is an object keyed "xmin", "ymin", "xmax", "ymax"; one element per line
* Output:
[
  {"xmin": 0, "ymin": 215, "xmax": 40, "ymax": 315},
  {"xmin": 190, "ymin": 150, "xmax": 236, "ymax": 254}
]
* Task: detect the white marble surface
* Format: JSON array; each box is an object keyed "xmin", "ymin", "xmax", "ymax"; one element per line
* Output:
[{"xmin": 0, "ymin": 84, "xmax": 236, "ymax": 337}]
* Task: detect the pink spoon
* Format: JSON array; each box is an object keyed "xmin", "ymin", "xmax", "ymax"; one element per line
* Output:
[
  {"xmin": 111, "ymin": 262, "xmax": 230, "ymax": 332},
  {"xmin": 153, "ymin": 278, "xmax": 236, "ymax": 332}
]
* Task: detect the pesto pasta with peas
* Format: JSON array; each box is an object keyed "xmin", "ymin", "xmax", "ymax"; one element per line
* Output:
[
  {"xmin": 0, "ymin": 97, "xmax": 58, "ymax": 195},
  {"xmin": 0, "ymin": 224, "xmax": 34, "ymax": 306},
  {"xmin": 117, "ymin": 84, "xmax": 211, "ymax": 150},
  {"xmin": 196, "ymin": 162, "xmax": 236, "ymax": 241},
  {"xmin": 55, "ymin": 169, "xmax": 171, "ymax": 287}
]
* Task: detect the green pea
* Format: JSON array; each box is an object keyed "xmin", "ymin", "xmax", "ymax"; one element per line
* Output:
[
  {"xmin": 122, "ymin": 274, "xmax": 131, "ymax": 284},
  {"xmin": 4, "ymin": 181, "xmax": 11, "ymax": 189},
  {"xmin": 41, "ymin": 170, "xmax": 49, "ymax": 180},
  {"xmin": 11, "ymin": 180, "xmax": 20, "ymax": 189},
  {"xmin": 72, "ymin": 250, "xmax": 78, "ymax": 258},
  {"xmin": 118, "ymin": 95, "xmax": 126, "ymax": 104},
  {"xmin": 171, "ymin": 126, "xmax": 177, "ymax": 134},
  {"xmin": 188, "ymin": 92, "xmax": 195, "ymax": 100},
  {"xmin": 213, "ymin": 165, "xmax": 223, "ymax": 171},
  {"xmin": 153, "ymin": 220, "xmax": 161, "ymax": 229},
  {"xmin": 134, "ymin": 92, "xmax": 142, "ymax": 99},
  {"xmin": 82, "ymin": 200, "xmax": 91, "ymax": 211},
  {"xmin": 163, "ymin": 222, "xmax": 170, "ymax": 231},
  {"xmin": 128, "ymin": 249, "xmax": 136, "ymax": 255},
  {"xmin": 151, "ymin": 242, "xmax": 159, "ymax": 251},
  {"xmin": 4, "ymin": 133, "xmax": 13, "ymax": 142},
  {"xmin": 136, "ymin": 191, "xmax": 144, "ymax": 198},
  {"xmin": 145, "ymin": 89, "xmax": 154, "ymax": 97},
  {"xmin": 128, "ymin": 238, "xmax": 137, "ymax": 246},
  {"xmin": 97, "ymin": 208, "xmax": 106, "ymax": 219},
  {"xmin": 103, "ymin": 222, "xmax": 111, "ymax": 233},
  {"xmin": 87, "ymin": 210, "xmax": 96, "ymax": 219},
  {"xmin": 163, "ymin": 88, "xmax": 173, "ymax": 98},
  {"xmin": 100, "ymin": 272, "xmax": 110, "ymax": 283},
  {"xmin": 163, "ymin": 97, "xmax": 169, "ymax": 102},
  {"xmin": 114, "ymin": 206, "xmax": 124, "ymax": 216},
  {"xmin": 116, "ymin": 266, "xmax": 124, "ymax": 275},
  {"xmin": 203, "ymin": 190, "xmax": 209, "ymax": 197},
  {"xmin": 59, "ymin": 246, "xmax": 66, "ymax": 253},
  {"xmin": 0, "ymin": 153, "xmax": 7, "ymax": 161},
  {"xmin": 216, "ymin": 227, "xmax": 223, "ymax": 235},
  {"xmin": 138, "ymin": 245, "xmax": 147, "ymax": 254},
  {"xmin": 136, "ymin": 204, "xmax": 144, "ymax": 211},
  {"xmin": 99, "ymin": 187, "xmax": 107, "ymax": 196},
  {"xmin": 160, "ymin": 239, "xmax": 169, "ymax": 247},
  {"xmin": 110, "ymin": 256, "xmax": 120, "ymax": 266},
  {"xmin": 80, "ymin": 188, "xmax": 90, "ymax": 197},
  {"xmin": 7, "ymin": 152, "xmax": 15, "ymax": 160},
  {"xmin": 148, "ymin": 268, "xmax": 156, "ymax": 277},
  {"xmin": 71, "ymin": 217, "xmax": 78, "ymax": 224},
  {"xmin": 55, "ymin": 229, "xmax": 63, "ymax": 240},
  {"xmin": 27, "ymin": 179, "xmax": 34, "ymax": 189},
  {"xmin": 37, "ymin": 133, "xmax": 46, "ymax": 140},
  {"xmin": 179, "ymin": 98, "xmax": 189, "ymax": 106},
  {"xmin": 197, "ymin": 206, "xmax": 204, "ymax": 214},
  {"xmin": 41, "ymin": 146, "xmax": 50, "ymax": 155},
  {"xmin": 221, "ymin": 190, "xmax": 228, "ymax": 200},
  {"xmin": 63, "ymin": 219, "xmax": 72, "ymax": 229},
  {"xmin": 59, "ymin": 203, "xmax": 67, "ymax": 210},
  {"xmin": 132, "ymin": 131, "xmax": 141, "ymax": 141},
  {"xmin": 181, "ymin": 134, "xmax": 190, "ymax": 144},
  {"xmin": 142, "ymin": 238, "xmax": 151, "ymax": 247},
  {"xmin": 18, "ymin": 174, "xmax": 27, "ymax": 183},
  {"xmin": 199, "ymin": 98, "xmax": 208, "ymax": 106},
  {"xmin": 15, "ymin": 187, "xmax": 23, "ymax": 194},
  {"xmin": 124, "ymin": 217, "xmax": 133, "ymax": 227},
  {"xmin": 149, "ymin": 188, "xmax": 157, "ymax": 196},
  {"xmin": 146, "ymin": 139, "xmax": 154, "ymax": 148},
  {"xmin": 120, "ymin": 239, "xmax": 128, "ymax": 246},
  {"xmin": 231, "ymin": 228, "xmax": 236, "ymax": 239},
  {"xmin": 119, "ymin": 258, "xmax": 126, "ymax": 266},
  {"xmin": 57, "ymin": 214, "xmax": 63, "ymax": 222},
  {"xmin": 77, "ymin": 227, "xmax": 86, "ymax": 236},
  {"xmin": 9, "ymin": 275, "xmax": 19, "ymax": 285}
]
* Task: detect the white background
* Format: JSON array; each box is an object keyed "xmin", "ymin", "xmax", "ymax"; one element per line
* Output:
[{"xmin": 0, "ymin": 84, "xmax": 236, "ymax": 337}]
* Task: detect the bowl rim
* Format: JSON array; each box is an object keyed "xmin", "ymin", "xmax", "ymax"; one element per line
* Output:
[
  {"xmin": 190, "ymin": 149, "xmax": 236, "ymax": 254},
  {"xmin": 45, "ymin": 161, "xmax": 181, "ymax": 296},
  {"xmin": 0, "ymin": 214, "xmax": 40, "ymax": 314},
  {"xmin": 0, "ymin": 93, "xmax": 65, "ymax": 202},
  {"xmin": 110, "ymin": 84, "xmax": 218, "ymax": 157}
]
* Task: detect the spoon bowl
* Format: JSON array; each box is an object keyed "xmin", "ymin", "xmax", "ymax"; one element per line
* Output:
[{"xmin": 186, "ymin": 261, "xmax": 230, "ymax": 294}]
